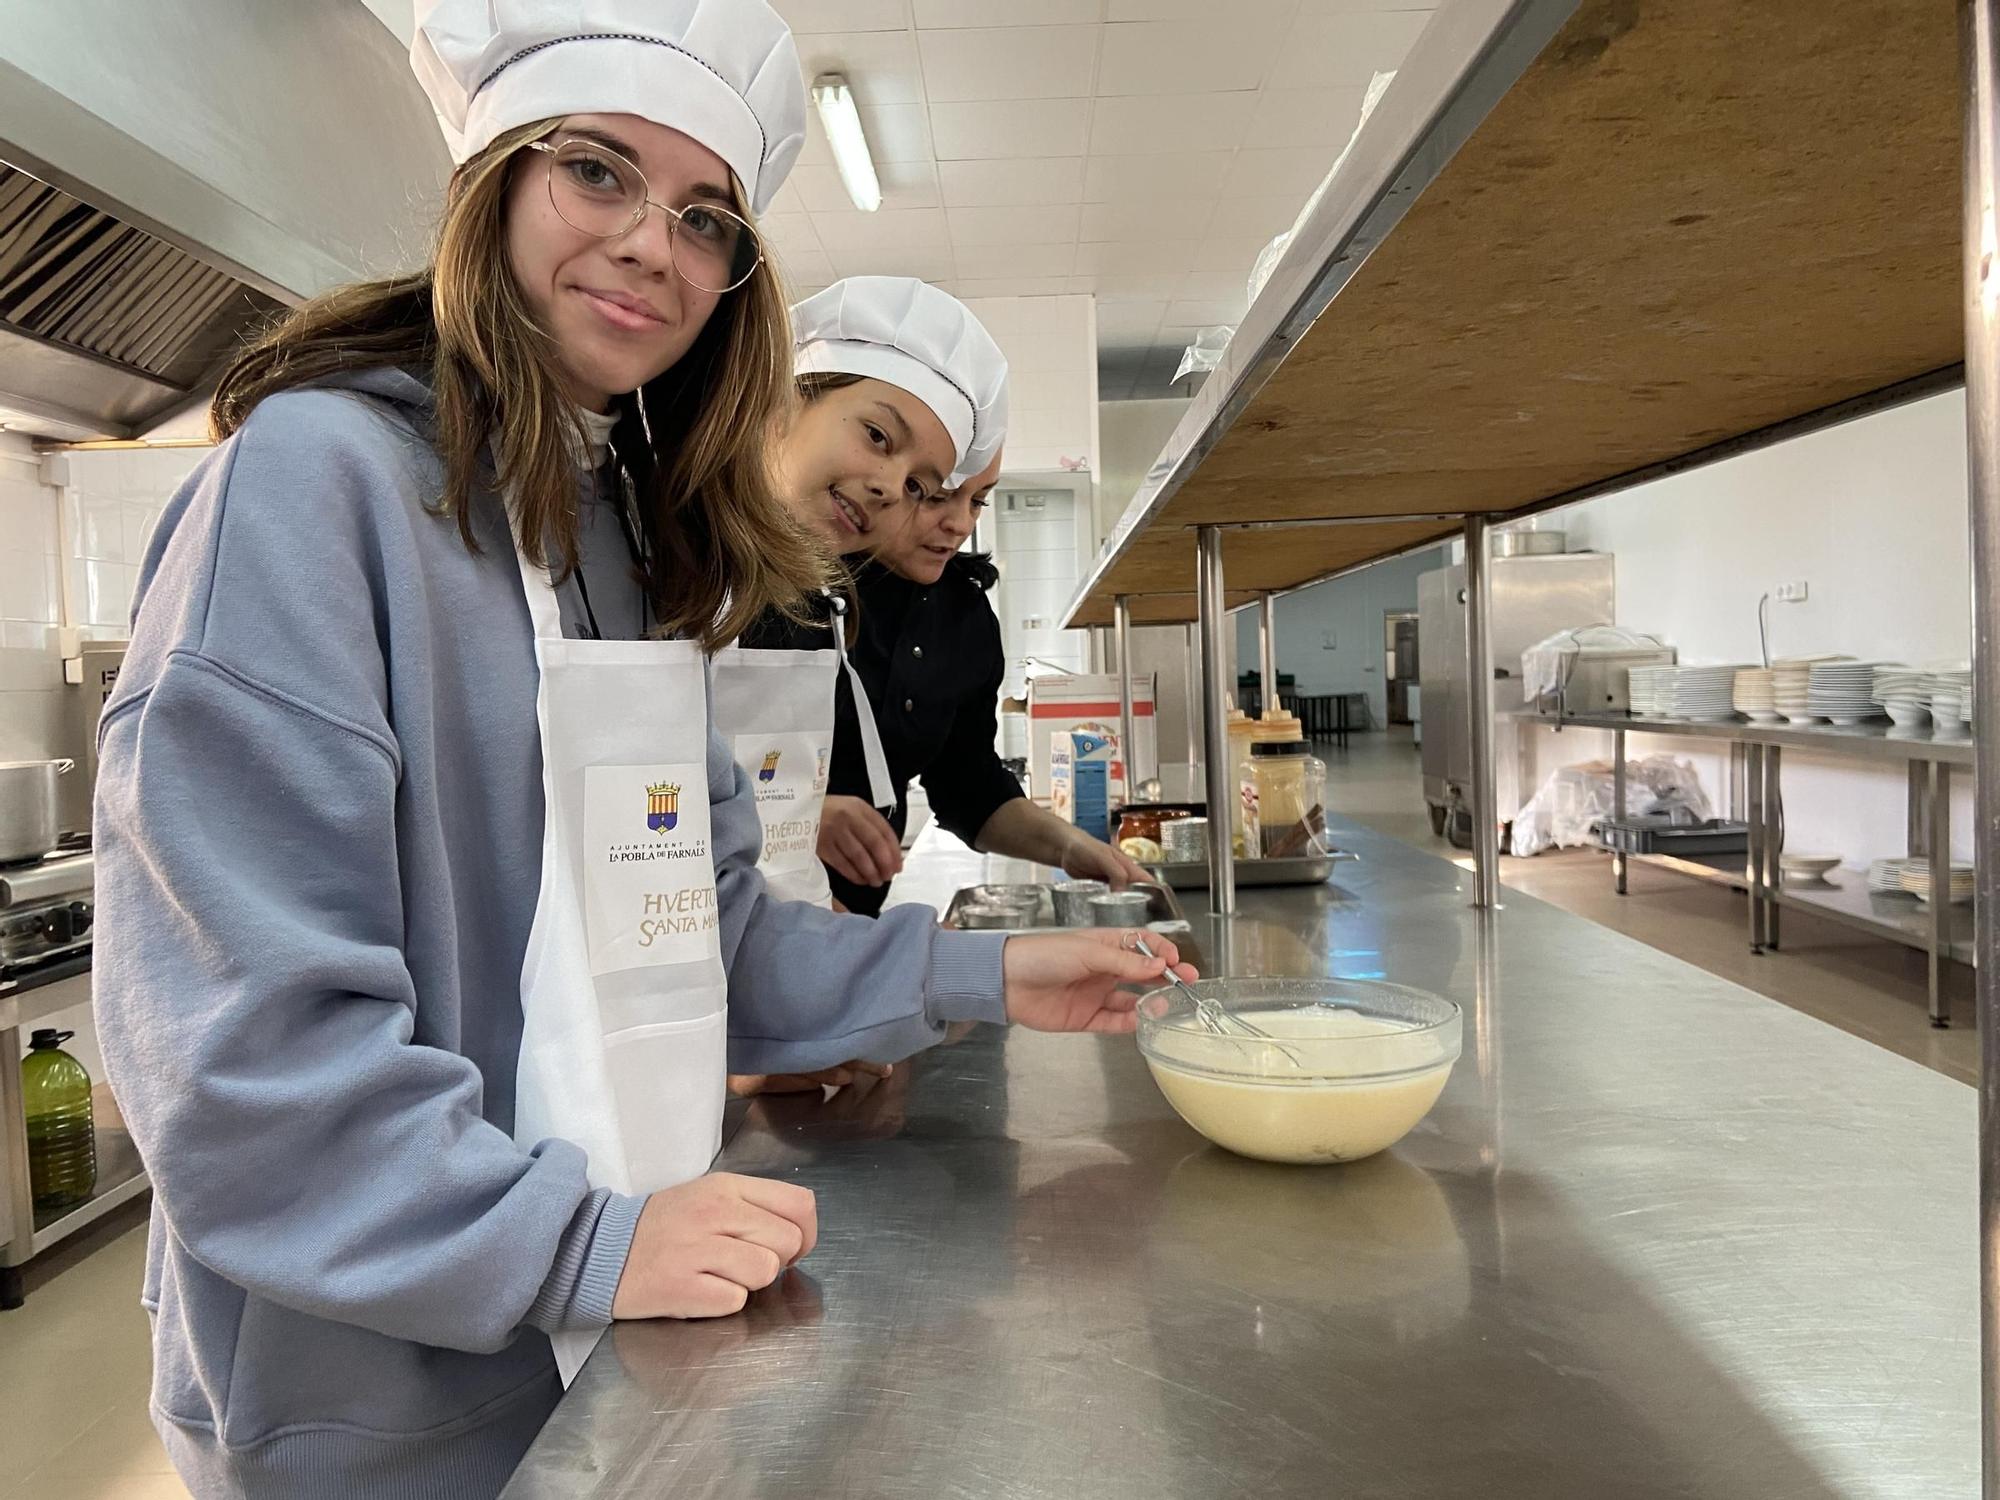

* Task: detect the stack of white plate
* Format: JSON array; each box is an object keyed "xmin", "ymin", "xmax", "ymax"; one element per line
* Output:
[
  {"xmin": 1902, "ymin": 862, "xmax": 1976, "ymax": 905},
  {"xmin": 1772, "ymin": 656, "xmax": 1844, "ymax": 722},
  {"xmin": 1626, "ymin": 664, "xmax": 1671, "ymax": 717},
  {"xmin": 1778, "ymin": 850, "xmax": 1841, "ymax": 885},
  {"xmin": 1733, "ymin": 667, "xmax": 1779, "ymax": 721},
  {"xmin": 1808, "ymin": 660, "xmax": 1889, "ymax": 725},
  {"xmin": 1869, "ymin": 664, "xmax": 1928, "ymax": 726},
  {"xmin": 1654, "ymin": 664, "xmax": 1745, "ymax": 721},
  {"xmin": 1868, "ymin": 857, "xmax": 1921, "ymax": 895}
]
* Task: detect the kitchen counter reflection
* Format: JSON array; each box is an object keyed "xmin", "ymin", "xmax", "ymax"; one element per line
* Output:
[{"xmin": 504, "ymin": 819, "xmax": 1974, "ymax": 1498}]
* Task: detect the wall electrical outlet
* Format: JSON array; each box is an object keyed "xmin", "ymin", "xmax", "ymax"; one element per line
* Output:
[{"xmin": 1773, "ymin": 581, "xmax": 1809, "ymax": 603}]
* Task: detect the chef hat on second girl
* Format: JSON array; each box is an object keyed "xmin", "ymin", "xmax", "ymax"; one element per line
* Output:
[
  {"xmin": 792, "ymin": 277, "xmax": 1010, "ymax": 488},
  {"xmin": 410, "ymin": 0, "xmax": 808, "ymax": 216}
]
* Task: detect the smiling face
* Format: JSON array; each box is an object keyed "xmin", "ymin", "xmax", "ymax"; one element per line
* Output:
[
  {"xmin": 504, "ymin": 113, "xmax": 743, "ymax": 411},
  {"xmin": 776, "ymin": 376, "xmax": 958, "ymax": 556},
  {"xmin": 874, "ymin": 448, "xmax": 1003, "ymax": 583}
]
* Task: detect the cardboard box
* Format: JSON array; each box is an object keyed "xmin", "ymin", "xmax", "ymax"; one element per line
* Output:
[{"xmin": 1026, "ymin": 673, "xmax": 1155, "ymax": 801}]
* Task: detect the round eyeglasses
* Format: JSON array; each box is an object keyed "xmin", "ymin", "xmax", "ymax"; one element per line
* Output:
[{"xmin": 527, "ymin": 137, "xmax": 763, "ymax": 294}]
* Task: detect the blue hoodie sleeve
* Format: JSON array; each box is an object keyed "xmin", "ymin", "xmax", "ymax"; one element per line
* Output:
[
  {"xmin": 92, "ymin": 411, "xmax": 635, "ymax": 1352},
  {"xmin": 706, "ymin": 678, "xmax": 1008, "ymax": 1075}
]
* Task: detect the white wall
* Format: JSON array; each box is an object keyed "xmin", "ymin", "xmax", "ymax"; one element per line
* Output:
[
  {"xmin": 1236, "ymin": 546, "xmax": 1448, "ymax": 728},
  {"xmin": 1096, "ymin": 397, "xmax": 1192, "ymax": 545},
  {"xmin": 1527, "ymin": 389, "xmax": 1972, "ymax": 868},
  {"xmin": 961, "ymin": 294, "xmax": 1098, "ymax": 478}
]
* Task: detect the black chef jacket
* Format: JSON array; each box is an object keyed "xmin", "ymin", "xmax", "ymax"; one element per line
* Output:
[{"xmin": 743, "ymin": 558, "xmax": 1024, "ymax": 915}]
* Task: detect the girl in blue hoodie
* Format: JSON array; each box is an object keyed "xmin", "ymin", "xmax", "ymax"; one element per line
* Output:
[{"xmin": 91, "ymin": 6, "xmax": 1188, "ymax": 1498}]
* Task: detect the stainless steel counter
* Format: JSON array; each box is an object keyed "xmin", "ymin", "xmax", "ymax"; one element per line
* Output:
[{"xmin": 503, "ymin": 819, "xmax": 1975, "ymax": 1498}]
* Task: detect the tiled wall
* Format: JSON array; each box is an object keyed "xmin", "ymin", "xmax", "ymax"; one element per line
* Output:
[
  {"xmin": 0, "ymin": 437, "xmax": 209, "ymax": 785},
  {"xmin": 959, "ymin": 294, "xmax": 1099, "ymax": 476}
]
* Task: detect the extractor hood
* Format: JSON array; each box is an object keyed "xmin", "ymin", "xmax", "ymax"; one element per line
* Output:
[{"xmin": 0, "ymin": 1, "xmax": 448, "ymax": 440}]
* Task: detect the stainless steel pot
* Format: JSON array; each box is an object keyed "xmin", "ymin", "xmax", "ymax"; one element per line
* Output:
[{"xmin": 0, "ymin": 759, "xmax": 73, "ymax": 864}]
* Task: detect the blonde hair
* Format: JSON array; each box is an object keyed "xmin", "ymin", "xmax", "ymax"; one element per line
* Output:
[{"xmin": 211, "ymin": 119, "xmax": 828, "ymax": 648}]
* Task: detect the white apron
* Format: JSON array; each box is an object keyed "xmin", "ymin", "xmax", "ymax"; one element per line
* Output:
[
  {"xmin": 711, "ymin": 597, "xmax": 894, "ymax": 908},
  {"xmin": 509, "ymin": 536, "xmax": 728, "ymax": 1385}
]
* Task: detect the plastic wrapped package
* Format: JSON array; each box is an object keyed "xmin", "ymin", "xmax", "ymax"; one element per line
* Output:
[
  {"xmin": 1509, "ymin": 755, "xmax": 1714, "ymax": 858},
  {"xmin": 1520, "ymin": 626, "xmax": 1672, "ymax": 706}
]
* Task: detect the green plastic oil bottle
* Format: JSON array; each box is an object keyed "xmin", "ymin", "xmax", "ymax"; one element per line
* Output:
[{"xmin": 23, "ymin": 1029, "xmax": 95, "ymax": 1211}]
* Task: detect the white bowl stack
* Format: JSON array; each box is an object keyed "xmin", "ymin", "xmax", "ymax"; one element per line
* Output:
[
  {"xmin": 1927, "ymin": 663, "xmax": 1974, "ymax": 732},
  {"xmin": 1777, "ymin": 850, "xmax": 1841, "ymax": 884},
  {"xmin": 1808, "ymin": 660, "xmax": 1888, "ymax": 725},
  {"xmin": 1733, "ymin": 667, "xmax": 1779, "ymax": 721},
  {"xmin": 1870, "ymin": 664, "xmax": 1928, "ymax": 726},
  {"xmin": 1902, "ymin": 862, "xmax": 1976, "ymax": 905},
  {"xmin": 1653, "ymin": 664, "xmax": 1745, "ymax": 721},
  {"xmin": 1771, "ymin": 656, "xmax": 1840, "ymax": 722}
]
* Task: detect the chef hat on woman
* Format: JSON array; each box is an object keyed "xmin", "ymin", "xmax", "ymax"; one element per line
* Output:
[
  {"xmin": 410, "ymin": 0, "xmax": 808, "ymax": 216},
  {"xmin": 793, "ymin": 277, "xmax": 1010, "ymax": 488}
]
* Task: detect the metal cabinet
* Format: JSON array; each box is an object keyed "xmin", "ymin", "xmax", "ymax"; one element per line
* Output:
[{"xmin": 1418, "ymin": 553, "xmax": 1615, "ymax": 832}]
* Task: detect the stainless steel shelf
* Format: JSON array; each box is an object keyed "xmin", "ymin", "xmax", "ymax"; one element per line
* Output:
[
  {"xmin": 17, "ymin": 1125, "xmax": 147, "ymax": 1260},
  {"xmin": 1511, "ymin": 708, "xmax": 1977, "ymax": 766},
  {"xmin": 1772, "ymin": 878, "xmax": 1976, "ymax": 968}
]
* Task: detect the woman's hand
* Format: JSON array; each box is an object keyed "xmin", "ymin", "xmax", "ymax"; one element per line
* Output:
[
  {"xmin": 612, "ymin": 1173, "xmax": 819, "ymax": 1320},
  {"xmin": 728, "ymin": 1060, "xmax": 892, "ymax": 1097},
  {"xmin": 1059, "ymin": 829, "xmax": 1153, "ymax": 888},
  {"xmin": 1000, "ymin": 928, "xmax": 1197, "ymax": 1035},
  {"xmin": 817, "ymin": 795, "xmax": 904, "ymax": 889}
]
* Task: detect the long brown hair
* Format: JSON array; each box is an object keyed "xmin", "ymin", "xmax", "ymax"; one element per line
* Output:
[{"xmin": 211, "ymin": 119, "xmax": 828, "ymax": 648}]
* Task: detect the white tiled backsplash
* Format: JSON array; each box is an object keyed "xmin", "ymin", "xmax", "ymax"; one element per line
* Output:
[{"xmin": 0, "ymin": 436, "xmax": 210, "ymax": 786}]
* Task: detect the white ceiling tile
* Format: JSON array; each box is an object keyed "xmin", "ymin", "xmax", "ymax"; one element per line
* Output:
[
  {"xmin": 826, "ymin": 246, "xmax": 960, "ymax": 280},
  {"xmin": 1087, "ymin": 93, "xmax": 1259, "ymax": 155},
  {"xmin": 760, "ymin": 213, "xmax": 826, "ymax": 254},
  {"xmin": 1078, "ymin": 269, "xmax": 1185, "ymax": 297},
  {"xmin": 812, "ymin": 206, "xmax": 953, "ymax": 251},
  {"xmin": 1080, "ymin": 198, "xmax": 1216, "ymax": 243},
  {"xmin": 1268, "ymin": 9, "xmax": 1430, "ymax": 90},
  {"xmin": 1073, "ymin": 239, "xmax": 1199, "ymax": 275},
  {"xmin": 949, "ymin": 203, "xmax": 1083, "ymax": 246},
  {"xmin": 1083, "ymin": 151, "xmax": 1231, "ymax": 202},
  {"xmin": 914, "ymin": 0, "xmax": 1100, "ymax": 24},
  {"xmin": 1091, "ymin": 298, "xmax": 1167, "ymax": 335},
  {"xmin": 1178, "ymin": 269, "xmax": 1254, "ymax": 300},
  {"xmin": 1190, "ymin": 231, "xmax": 1276, "ymax": 272},
  {"xmin": 793, "ymin": 31, "xmax": 926, "ymax": 106},
  {"xmin": 1219, "ymin": 193, "xmax": 1316, "ymax": 239},
  {"xmin": 1108, "ymin": 0, "xmax": 1292, "ymax": 16},
  {"xmin": 940, "ymin": 157, "xmax": 1088, "ymax": 207},
  {"xmin": 930, "ymin": 99, "xmax": 1094, "ymax": 159},
  {"xmin": 954, "ymin": 241, "xmax": 1077, "ymax": 278},
  {"xmin": 952, "ymin": 277, "xmax": 1078, "ymax": 298},
  {"xmin": 789, "ymin": 164, "xmax": 869, "ymax": 213},
  {"xmin": 1166, "ymin": 297, "xmax": 1247, "ymax": 325},
  {"xmin": 777, "ymin": 0, "xmax": 911, "ymax": 29},
  {"xmin": 1096, "ymin": 19, "xmax": 1289, "ymax": 96},
  {"xmin": 855, "ymin": 104, "xmax": 937, "ymax": 163},
  {"xmin": 1221, "ymin": 146, "xmax": 1339, "ymax": 200},
  {"xmin": 772, "ymin": 244, "xmax": 836, "ymax": 288},
  {"xmin": 1242, "ymin": 86, "xmax": 1370, "ymax": 148},
  {"xmin": 765, "ymin": 181, "xmax": 809, "ymax": 216},
  {"xmin": 879, "ymin": 160, "xmax": 944, "ymax": 208},
  {"xmin": 918, "ymin": 26, "xmax": 1101, "ymax": 101}
]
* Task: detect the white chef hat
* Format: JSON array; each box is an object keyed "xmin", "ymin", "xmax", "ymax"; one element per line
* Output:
[
  {"xmin": 409, "ymin": 0, "xmax": 807, "ymax": 216},
  {"xmin": 793, "ymin": 277, "xmax": 1010, "ymax": 487}
]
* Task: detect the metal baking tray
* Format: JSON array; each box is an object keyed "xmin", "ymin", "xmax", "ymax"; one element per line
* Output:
[
  {"xmin": 940, "ymin": 882, "xmax": 1188, "ymax": 934},
  {"xmin": 1141, "ymin": 853, "xmax": 1354, "ymax": 889}
]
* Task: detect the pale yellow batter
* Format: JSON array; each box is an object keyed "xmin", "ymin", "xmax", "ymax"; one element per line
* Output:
[{"xmin": 1146, "ymin": 1010, "xmax": 1455, "ymax": 1164}]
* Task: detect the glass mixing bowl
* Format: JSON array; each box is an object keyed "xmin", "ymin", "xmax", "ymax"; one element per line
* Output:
[{"xmin": 1137, "ymin": 977, "xmax": 1462, "ymax": 1164}]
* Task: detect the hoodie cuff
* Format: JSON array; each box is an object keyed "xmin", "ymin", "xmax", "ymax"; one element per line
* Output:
[
  {"xmin": 527, "ymin": 1189, "xmax": 647, "ymax": 1334},
  {"xmin": 925, "ymin": 929, "xmax": 1009, "ymax": 1025}
]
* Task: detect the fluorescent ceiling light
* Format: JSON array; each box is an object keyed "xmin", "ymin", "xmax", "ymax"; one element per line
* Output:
[{"xmin": 812, "ymin": 74, "xmax": 882, "ymax": 213}]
